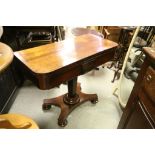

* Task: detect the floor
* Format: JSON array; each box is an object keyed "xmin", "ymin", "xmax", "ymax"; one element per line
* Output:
[{"xmin": 9, "ymin": 64, "xmax": 134, "ymax": 129}]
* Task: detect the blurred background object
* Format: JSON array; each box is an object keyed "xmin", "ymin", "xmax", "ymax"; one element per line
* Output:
[{"xmin": 0, "ymin": 26, "xmax": 3, "ymax": 38}]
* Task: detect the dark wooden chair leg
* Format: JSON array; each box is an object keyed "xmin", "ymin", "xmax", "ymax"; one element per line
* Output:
[{"xmin": 111, "ymin": 68, "xmax": 120, "ymax": 83}]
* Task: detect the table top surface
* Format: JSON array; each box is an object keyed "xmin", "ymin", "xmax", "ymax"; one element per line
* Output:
[
  {"xmin": 0, "ymin": 42, "xmax": 13, "ymax": 73},
  {"xmin": 14, "ymin": 34, "xmax": 118, "ymax": 74}
]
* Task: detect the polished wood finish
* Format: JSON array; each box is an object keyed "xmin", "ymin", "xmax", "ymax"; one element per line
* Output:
[
  {"xmin": 0, "ymin": 113, "xmax": 39, "ymax": 129},
  {"xmin": 43, "ymin": 83, "xmax": 97, "ymax": 126},
  {"xmin": 14, "ymin": 34, "xmax": 117, "ymax": 90},
  {"xmin": 99, "ymin": 26, "xmax": 121, "ymax": 42},
  {"xmin": 14, "ymin": 34, "xmax": 118, "ymax": 126},
  {"xmin": 14, "ymin": 34, "xmax": 116, "ymax": 74},
  {"xmin": 124, "ymin": 99, "xmax": 153, "ymax": 129},
  {"xmin": 118, "ymin": 47, "xmax": 155, "ymax": 129},
  {"xmin": 0, "ymin": 42, "xmax": 13, "ymax": 73},
  {"xmin": 143, "ymin": 47, "xmax": 155, "ymax": 64},
  {"xmin": 142, "ymin": 66, "xmax": 155, "ymax": 103}
]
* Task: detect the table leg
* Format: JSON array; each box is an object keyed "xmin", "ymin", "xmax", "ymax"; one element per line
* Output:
[{"xmin": 42, "ymin": 77, "xmax": 98, "ymax": 127}]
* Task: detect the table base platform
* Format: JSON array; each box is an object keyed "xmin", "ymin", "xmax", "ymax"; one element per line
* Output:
[{"xmin": 42, "ymin": 83, "xmax": 98, "ymax": 127}]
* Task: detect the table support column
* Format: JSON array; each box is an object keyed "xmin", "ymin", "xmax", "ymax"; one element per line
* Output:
[
  {"xmin": 42, "ymin": 76, "xmax": 98, "ymax": 127},
  {"xmin": 63, "ymin": 77, "xmax": 80, "ymax": 105}
]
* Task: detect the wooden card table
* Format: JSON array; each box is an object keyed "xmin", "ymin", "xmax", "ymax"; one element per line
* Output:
[{"xmin": 14, "ymin": 34, "xmax": 118, "ymax": 127}]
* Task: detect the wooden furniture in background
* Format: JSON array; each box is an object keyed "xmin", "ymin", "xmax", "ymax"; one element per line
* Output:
[
  {"xmin": 0, "ymin": 42, "xmax": 19, "ymax": 113},
  {"xmin": 109, "ymin": 26, "xmax": 135, "ymax": 82},
  {"xmin": 0, "ymin": 42, "xmax": 13, "ymax": 72},
  {"xmin": 1, "ymin": 26, "xmax": 61, "ymax": 51},
  {"xmin": 0, "ymin": 113, "xmax": 39, "ymax": 129},
  {"xmin": 14, "ymin": 34, "xmax": 118, "ymax": 127},
  {"xmin": 118, "ymin": 47, "xmax": 155, "ymax": 129},
  {"xmin": 72, "ymin": 27, "xmax": 104, "ymax": 38},
  {"xmin": 0, "ymin": 42, "xmax": 39, "ymax": 129},
  {"xmin": 98, "ymin": 26, "xmax": 110, "ymax": 39},
  {"xmin": 98, "ymin": 26, "xmax": 121, "ymax": 42}
]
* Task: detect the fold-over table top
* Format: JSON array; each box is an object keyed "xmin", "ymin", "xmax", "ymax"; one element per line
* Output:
[{"xmin": 14, "ymin": 34, "xmax": 118, "ymax": 74}]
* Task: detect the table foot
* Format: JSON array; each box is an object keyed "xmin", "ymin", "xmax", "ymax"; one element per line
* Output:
[{"xmin": 42, "ymin": 84, "xmax": 98, "ymax": 127}]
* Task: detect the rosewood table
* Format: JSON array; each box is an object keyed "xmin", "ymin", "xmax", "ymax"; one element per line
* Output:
[{"xmin": 14, "ymin": 34, "xmax": 118, "ymax": 127}]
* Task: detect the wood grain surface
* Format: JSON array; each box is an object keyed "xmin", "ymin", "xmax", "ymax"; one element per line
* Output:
[
  {"xmin": 0, "ymin": 42, "xmax": 13, "ymax": 73},
  {"xmin": 14, "ymin": 34, "xmax": 118, "ymax": 74}
]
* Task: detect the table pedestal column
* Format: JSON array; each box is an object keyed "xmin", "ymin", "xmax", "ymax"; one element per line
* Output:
[{"xmin": 42, "ymin": 77, "xmax": 98, "ymax": 127}]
